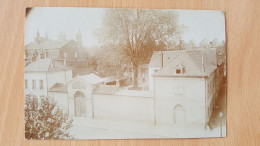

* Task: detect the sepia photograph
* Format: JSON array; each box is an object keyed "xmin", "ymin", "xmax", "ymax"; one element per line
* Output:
[{"xmin": 24, "ymin": 7, "xmax": 226, "ymax": 140}]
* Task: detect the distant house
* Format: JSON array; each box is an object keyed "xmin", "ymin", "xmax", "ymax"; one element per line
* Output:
[
  {"xmin": 149, "ymin": 48, "xmax": 225, "ymax": 127},
  {"xmin": 24, "ymin": 59, "xmax": 72, "ymax": 98},
  {"xmin": 25, "ymin": 31, "xmax": 83, "ymax": 64}
]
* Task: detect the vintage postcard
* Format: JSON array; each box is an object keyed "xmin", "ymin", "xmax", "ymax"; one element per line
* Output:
[{"xmin": 24, "ymin": 8, "xmax": 226, "ymax": 140}]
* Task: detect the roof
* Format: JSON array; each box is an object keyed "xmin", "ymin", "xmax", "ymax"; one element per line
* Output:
[
  {"xmin": 67, "ymin": 73, "xmax": 104, "ymax": 85},
  {"xmin": 151, "ymin": 49, "xmax": 218, "ymax": 77},
  {"xmin": 93, "ymin": 85, "xmax": 119, "ymax": 95},
  {"xmin": 103, "ymin": 76, "xmax": 117, "ymax": 82},
  {"xmin": 115, "ymin": 90, "xmax": 153, "ymax": 97},
  {"xmin": 80, "ymin": 73, "xmax": 104, "ymax": 84},
  {"xmin": 24, "ymin": 59, "xmax": 69, "ymax": 72},
  {"xmin": 149, "ymin": 51, "xmax": 163, "ymax": 67},
  {"xmin": 25, "ymin": 40, "xmax": 72, "ymax": 50},
  {"xmin": 93, "ymin": 85, "xmax": 153, "ymax": 97},
  {"xmin": 48, "ymin": 83, "xmax": 68, "ymax": 93}
]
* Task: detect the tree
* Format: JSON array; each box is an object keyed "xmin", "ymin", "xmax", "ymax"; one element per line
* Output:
[
  {"xmin": 199, "ymin": 38, "xmax": 210, "ymax": 48},
  {"xmin": 188, "ymin": 40, "xmax": 197, "ymax": 48},
  {"xmin": 97, "ymin": 9, "xmax": 182, "ymax": 89},
  {"xmin": 210, "ymin": 38, "xmax": 220, "ymax": 47},
  {"xmin": 25, "ymin": 94, "xmax": 74, "ymax": 140}
]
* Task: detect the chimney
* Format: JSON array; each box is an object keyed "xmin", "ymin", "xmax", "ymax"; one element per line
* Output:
[
  {"xmin": 51, "ymin": 58, "xmax": 56, "ymax": 68},
  {"xmin": 64, "ymin": 59, "xmax": 67, "ymax": 67},
  {"xmin": 32, "ymin": 53, "xmax": 36, "ymax": 62},
  {"xmin": 201, "ymin": 54, "xmax": 205, "ymax": 76},
  {"xmin": 161, "ymin": 51, "xmax": 164, "ymax": 67},
  {"xmin": 44, "ymin": 50, "xmax": 47, "ymax": 59}
]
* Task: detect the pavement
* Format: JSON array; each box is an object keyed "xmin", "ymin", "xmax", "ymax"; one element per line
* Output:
[
  {"xmin": 70, "ymin": 117, "xmax": 226, "ymax": 139},
  {"xmin": 208, "ymin": 83, "xmax": 227, "ymax": 129}
]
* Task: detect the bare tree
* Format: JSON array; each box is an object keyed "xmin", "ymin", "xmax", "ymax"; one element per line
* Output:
[{"xmin": 97, "ymin": 9, "xmax": 182, "ymax": 89}]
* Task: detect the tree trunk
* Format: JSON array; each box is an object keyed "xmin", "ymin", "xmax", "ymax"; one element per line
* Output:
[{"xmin": 132, "ymin": 63, "xmax": 139, "ymax": 89}]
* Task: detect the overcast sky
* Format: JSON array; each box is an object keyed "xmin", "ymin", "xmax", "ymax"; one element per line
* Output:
[{"xmin": 25, "ymin": 8, "xmax": 225, "ymax": 48}]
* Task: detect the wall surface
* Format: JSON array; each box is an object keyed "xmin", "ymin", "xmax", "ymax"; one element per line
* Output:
[
  {"xmin": 1, "ymin": 0, "xmax": 260, "ymax": 146},
  {"xmin": 24, "ymin": 71, "xmax": 48, "ymax": 97},
  {"xmin": 93, "ymin": 94, "xmax": 154, "ymax": 123},
  {"xmin": 48, "ymin": 91, "xmax": 69, "ymax": 114},
  {"xmin": 47, "ymin": 69, "xmax": 72, "ymax": 88},
  {"xmin": 154, "ymin": 76, "xmax": 206, "ymax": 126}
]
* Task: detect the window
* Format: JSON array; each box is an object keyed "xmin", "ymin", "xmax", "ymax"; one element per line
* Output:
[
  {"xmin": 176, "ymin": 86, "xmax": 183, "ymax": 95},
  {"xmin": 176, "ymin": 69, "xmax": 181, "ymax": 74},
  {"xmin": 175, "ymin": 86, "xmax": 184, "ymax": 98},
  {"xmin": 175, "ymin": 64, "xmax": 184, "ymax": 75},
  {"xmin": 32, "ymin": 80, "xmax": 36, "ymax": 89},
  {"xmin": 39, "ymin": 80, "xmax": 43, "ymax": 90},
  {"xmin": 25, "ymin": 79, "xmax": 28, "ymax": 89}
]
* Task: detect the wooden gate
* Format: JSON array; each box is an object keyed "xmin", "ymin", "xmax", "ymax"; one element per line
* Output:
[
  {"xmin": 173, "ymin": 104, "xmax": 185, "ymax": 125},
  {"xmin": 74, "ymin": 91, "xmax": 86, "ymax": 117}
]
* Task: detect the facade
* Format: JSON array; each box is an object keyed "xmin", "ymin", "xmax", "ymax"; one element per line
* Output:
[
  {"xmin": 24, "ymin": 59, "xmax": 72, "ymax": 98},
  {"xmin": 25, "ymin": 31, "xmax": 82, "ymax": 64},
  {"xmin": 149, "ymin": 49, "xmax": 225, "ymax": 127},
  {"xmin": 66, "ymin": 73, "xmax": 104, "ymax": 118}
]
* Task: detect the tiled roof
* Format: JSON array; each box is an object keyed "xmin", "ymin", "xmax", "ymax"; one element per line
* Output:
[
  {"xmin": 115, "ymin": 90, "xmax": 153, "ymax": 97},
  {"xmin": 103, "ymin": 76, "xmax": 117, "ymax": 82},
  {"xmin": 24, "ymin": 59, "xmax": 68, "ymax": 72},
  {"xmin": 25, "ymin": 40, "xmax": 71, "ymax": 50},
  {"xmin": 149, "ymin": 51, "xmax": 162, "ymax": 67},
  {"xmin": 80, "ymin": 73, "xmax": 104, "ymax": 84},
  {"xmin": 93, "ymin": 85, "xmax": 153, "ymax": 97},
  {"xmin": 93, "ymin": 85, "xmax": 119, "ymax": 95},
  {"xmin": 67, "ymin": 73, "xmax": 103, "ymax": 85},
  {"xmin": 48, "ymin": 83, "xmax": 68, "ymax": 93},
  {"xmin": 151, "ymin": 49, "xmax": 218, "ymax": 77}
]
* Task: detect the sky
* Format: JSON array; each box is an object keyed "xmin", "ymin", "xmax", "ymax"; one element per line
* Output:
[{"xmin": 25, "ymin": 8, "xmax": 225, "ymax": 48}]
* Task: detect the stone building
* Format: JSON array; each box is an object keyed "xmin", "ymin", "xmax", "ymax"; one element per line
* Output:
[
  {"xmin": 25, "ymin": 31, "xmax": 83, "ymax": 65},
  {"xmin": 149, "ymin": 48, "xmax": 225, "ymax": 127},
  {"xmin": 24, "ymin": 59, "xmax": 72, "ymax": 98}
]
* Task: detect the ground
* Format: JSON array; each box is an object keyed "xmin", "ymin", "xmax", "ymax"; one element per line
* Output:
[
  {"xmin": 208, "ymin": 80, "xmax": 227, "ymax": 130},
  {"xmin": 69, "ymin": 117, "xmax": 226, "ymax": 139}
]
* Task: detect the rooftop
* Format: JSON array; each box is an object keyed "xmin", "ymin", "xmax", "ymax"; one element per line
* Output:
[
  {"xmin": 25, "ymin": 40, "xmax": 72, "ymax": 50},
  {"xmin": 67, "ymin": 73, "xmax": 104, "ymax": 85},
  {"xmin": 93, "ymin": 85, "xmax": 153, "ymax": 98},
  {"xmin": 93, "ymin": 85, "xmax": 120, "ymax": 95},
  {"xmin": 150, "ymin": 49, "xmax": 219, "ymax": 77},
  {"xmin": 48, "ymin": 83, "xmax": 68, "ymax": 93},
  {"xmin": 24, "ymin": 59, "xmax": 69, "ymax": 72}
]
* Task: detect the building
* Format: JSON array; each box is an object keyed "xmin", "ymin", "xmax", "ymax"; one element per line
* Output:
[
  {"xmin": 25, "ymin": 31, "xmax": 83, "ymax": 64},
  {"xmin": 24, "ymin": 59, "xmax": 72, "ymax": 98},
  {"xmin": 66, "ymin": 73, "xmax": 104, "ymax": 117},
  {"xmin": 149, "ymin": 48, "xmax": 225, "ymax": 127}
]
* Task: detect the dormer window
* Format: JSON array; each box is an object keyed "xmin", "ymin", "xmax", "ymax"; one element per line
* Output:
[
  {"xmin": 176, "ymin": 69, "xmax": 181, "ymax": 74},
  {"xmin": 175, "ymin": 64, "xmax": 184, "ymax": 75}
]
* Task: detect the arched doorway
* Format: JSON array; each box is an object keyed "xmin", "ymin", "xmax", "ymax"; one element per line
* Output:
[
  {"xmin": 173, "ymin": 104, "xmax": 185, "ymax": 125},
  {"xmin": 74, "ymin": 91, "xmax": 86, "ymax": 117}
]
